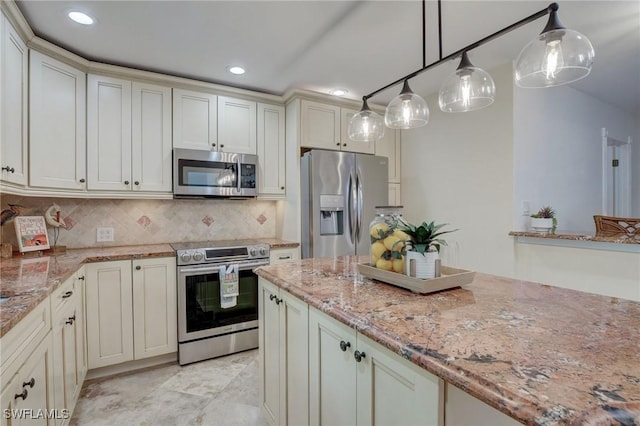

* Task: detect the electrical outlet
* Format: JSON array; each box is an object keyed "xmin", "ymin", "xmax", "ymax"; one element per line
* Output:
[
  {"xmin": 97, "ymin": 227, "xmax": 114, "ymax": 242},
  {"xmin": 521, "ymin": 200, "xmax": 530, "ymax": 216}
]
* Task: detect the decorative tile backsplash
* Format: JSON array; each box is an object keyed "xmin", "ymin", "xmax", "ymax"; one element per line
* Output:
[{"xmin": 0, "ymin": 195, "xmax": 276, "ymax": 249}]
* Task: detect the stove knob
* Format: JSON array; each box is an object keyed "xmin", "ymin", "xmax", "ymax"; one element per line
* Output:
[
  {"xmin": 193, "ymin": 251, "xmax": 204, "ymax": 262},
  {"xmin": 180, "ymin": 253, "xmax": 192, "ymax": 263},
  {"xmin": 259, "ymin": 247, "xmax": 267, "ymax": 256},
  {"xmin": 249, "ymin": 248, "xmax": 257, "ymax": 257}
]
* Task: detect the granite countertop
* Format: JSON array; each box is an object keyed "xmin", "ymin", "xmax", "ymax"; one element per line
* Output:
[
  {"xmin": 0, "ymin": 238, "xmax": 298, "ymax": 338},
  {"xmin": 509, "ymin": 230, "xmax": 640, "ymax": 244},
  {"xmin": 255, "ymin": 256, "xmax": 640, "ymax": 425}
]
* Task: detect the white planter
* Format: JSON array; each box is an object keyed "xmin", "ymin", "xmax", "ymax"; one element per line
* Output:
[
  {"xmin": 405, "ymin": 249, "xmax": 438, "ymax": 279},
  {"xmin": 531, "ymin": 217, "xmax": 553, "ymax": 233}
]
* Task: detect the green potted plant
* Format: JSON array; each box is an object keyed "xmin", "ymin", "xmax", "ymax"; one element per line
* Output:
[
  {"xmin": 394, "ymin": 216, "xmax": 457, "ymax": 279},
  {"xmin": 530, "ymin": 206, "xmax": 557, "ymax": 234}
]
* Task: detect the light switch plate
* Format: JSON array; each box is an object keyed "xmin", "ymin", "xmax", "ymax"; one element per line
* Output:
[{"xmin": 97, "ymin": 227, "xmax": 114, "ymax": 242}]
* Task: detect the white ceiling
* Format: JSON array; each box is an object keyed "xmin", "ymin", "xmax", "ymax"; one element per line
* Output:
[{"xmin": 15, "ymin": 0, "xmax": 640, "ymax": 113}]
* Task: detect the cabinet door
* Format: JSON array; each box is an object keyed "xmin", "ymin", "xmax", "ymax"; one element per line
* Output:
[
  {"xmin": 74, "ymin": 267, "xmax": 87, "ymax": 390},
  {"xmin": 257, "ymin": 103, "xmax": 285, "ymax": 198},
  {"xmin": 29, "ymin": 51, "xmax": 86, "ymax": 190},
  {"xmin": 218, "ymin": 96, "xmax": 257, "ymax": 154},
  {"xmin": 356, "ymin": 334, "xmax": 441, "ymax": 426},
  {"xmin": 0, "ymin": 13, "xmax": 28, "ymax": 186},
  {"xmin": 132, "ymin": 257, "xmax": 177, "ymax": 360},
  {"xmin": 1, "ymin": 334, "xmax": 55, "ymax": 426},
  {"xmin": 376, "ymin": 128, "xmax": 401, "ymax": 183},
  {"xmin": 309, "ymin": 307, "xmax": 357, "ymax": 426},
  {"xmin": 300, "ymin": 100, "xmax": 341, "ymax": 150},
  {"xmin": 87, "ymin": 75, "xmax": 132, "ymax": 191},
  {"xmin": 280, "ymin": 291, "xmax": 309, "ymax": 426},
  {"xmin": 389, "ymin": 183, "xmax": 401, "ymax": 206},
  {"xmin": 132, "ymin": 82, "xmax": 172, "ymax": 192},
  {"xmin": 172, "ymin": 89, "xmax": 217, "ymax": 150},
  {"xmin": 85, "ymin": 261, "xmax": 133, "ymax": 369},
  {"xmin": 341, "ymin": 108, "xmax": 375, "ymax": 154},
  {"xmin": 258, "ymin": 278, "xmax": 281, "ymax": 426},
  {"xmin": 55, "ymin": 300, "xmax": 82, "ymax": 412}
]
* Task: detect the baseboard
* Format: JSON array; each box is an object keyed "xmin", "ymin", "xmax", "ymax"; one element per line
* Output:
[{"xmin": 85, "ymin": 352, "xmax": 178, "ymax": 381}]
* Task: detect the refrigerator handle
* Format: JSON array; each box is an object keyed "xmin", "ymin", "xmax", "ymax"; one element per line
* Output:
[
  {"xmin": 347, "ymin": 173, "xmax": 356, "ymax": 244},
  {"xmin": 356, "ymin": 171, "xmax": 363, "ymax": 243}
]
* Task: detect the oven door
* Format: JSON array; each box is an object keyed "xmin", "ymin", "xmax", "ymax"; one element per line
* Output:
[{"xmin": 177, "ymin": 259, "xmax": 266, "ymax": 342}]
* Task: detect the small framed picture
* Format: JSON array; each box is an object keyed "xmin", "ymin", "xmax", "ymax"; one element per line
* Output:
[{"xmin": 14, "ymin": 216, "xmax": 50, "ymax": 252}]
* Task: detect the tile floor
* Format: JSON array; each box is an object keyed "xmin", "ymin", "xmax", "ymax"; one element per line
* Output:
[{"xmin": 70, "ymin": 349, "xmax": 266, "ymax": 426}]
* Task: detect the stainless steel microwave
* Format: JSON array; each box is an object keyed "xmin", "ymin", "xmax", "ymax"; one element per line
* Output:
[{"xmin": 173, "ymin": 148, "xmax": 258, "ymax": 198}]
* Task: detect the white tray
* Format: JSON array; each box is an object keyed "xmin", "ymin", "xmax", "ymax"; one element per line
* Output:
[{"xmin": 357, "ymin": 263, "xmax": 475, "ymax": 294}]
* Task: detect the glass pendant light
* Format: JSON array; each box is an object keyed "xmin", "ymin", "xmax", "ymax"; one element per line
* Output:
[
  {"xmin": 348, "ymin": 99, "xmax": 385, "ymax": 142},
  {"xmin": 438, "ymin": 52, "xmax": 496, "ymax": 112},
  {"xmin": 515, "ymin": 3, "xmax": 594, "ymax": 88},
  {"xmin": 384, "ymin": 80, "xmax": 429, "ymax": 129}
]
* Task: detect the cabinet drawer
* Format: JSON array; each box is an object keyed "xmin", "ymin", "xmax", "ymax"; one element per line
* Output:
[
  {"xmin": 0, "ymin": 299, "xmax": 50, "ymax": 383},
  {"xmin": 269, "ymin": 248, "xmax": 299, "ymax": 265},
  {"xmin": 50, "ymin": 276, "xmax": 76, "ymax": 317}
]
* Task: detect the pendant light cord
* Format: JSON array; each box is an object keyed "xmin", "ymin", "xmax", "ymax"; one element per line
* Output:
[
  {"xmin": 422, "ymin": 0, "xmax": 426, "ymax": 68},
  {"xmin": 363, "ymin": 3, "xmax": 557, "ymax": 101},
  {"xmin": 438, "ymin": 0, "xmax": 443, "ymax": 60}
]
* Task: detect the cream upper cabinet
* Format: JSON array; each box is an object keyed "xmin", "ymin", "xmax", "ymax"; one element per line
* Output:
[
  {"xmin": 172, "ymin": 88, "xmax": 217, "ymax": 150},
  {"xmin": 258, "ymin": 278, "xmax": 309, "ymax": 426},
  {"xmin": 88, "ymin": 76, "xmax": 172, "ymax": 193},
  {"xmin": 300, "ymin": 99, "xmax": 341, "ymax": 150},
  {"xmin": 376, "ymin": 128, "xmax": 401, "ymax": 183},
  {"xmin": 218, "ymin": 96, "xmax": 257, "ymax": 154},
  {"xmin": 29, "ymin": 51, "xmax": 86, "ymax": 190},
  {"xmin": 389, "ymin": 183, "xmax": 401, "ymax": 206},
  {"xmin": 257, "ymin": 103, "xmax": 286, "ymax": 198},
  {"xmin": 309, "ymin": 306, "xmax": 441, "ymax": 426},
  {"xmin": 0, "ymin": 13, "xmax": 28, "ymax": 186},
  {"xmin": 85, "ymin": 257, "xmax": 176, "ymax": 370},
  {"xmin": 87, "ymin": 75, "xmax": 132, "ymax": 191},
  {"xmin": 340, "ymin": 108, "xmax": 375, "ymax": 154},
  {"xmin": 131, "ymin": 82, "xmax": 172, "ymax": 192}
]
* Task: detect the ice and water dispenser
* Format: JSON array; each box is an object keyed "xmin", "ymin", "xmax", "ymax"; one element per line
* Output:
[{"xmin": 319, "ymin": 195, "xmax": 344, "ymax": 235}]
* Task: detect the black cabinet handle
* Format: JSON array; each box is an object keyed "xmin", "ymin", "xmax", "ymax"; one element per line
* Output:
[
  {"xmin": 124, "ymin": 180, "xmax": 130, "ymax": 185},
  {"xmin": 336, "ymin": 143, "xmax": 340, "ymax": 146},
  {"xmin": 354, "ymin": 350, "xmax": 366, "ymax": 362},
  {"xmin": 22, "ymin": 378, "xmax": 35, "ymax": 388},
  {"xmin": 280, "ymin": 186, "xmax": 285, "ymax": 190},
  {"xmin": 269, "ymin": 294, "xmax": 276, "ymax": 301},
  {"xmin": 339, "ymin": 340, "xmax": 351, "ymax": 352},
  {"xmin": 135, "ymin": 265, "xmax": 141, "ymax": 271},
  {"xmin": 62, "ymin": 291, "xmax": 73, "ymax": 299},
  {"xmin": 2, "ymin": 166, "xmax": 15, "ymax": 173},
  {"xmin": 275, "ymin": 297, "xmax": 282, "ymax": 305},
  {"xmin": 14, "ymin": 389, "xmax": 28, "ymax": 400},
  {"xmin": 134, "ymin": 181, "xmax": 140, "ymax": 186},
  {"xmin": 212, "ymin": 143, "xmax": 216, "ymax": 147},
  {"xmin": 66, "ymin": 315, "xmax": 76, "ymax": 325},
  {"xmin": 220, "ymin": 144, "xmax": 225, "ymax": 148},
  {"xmin": 343, "ymin": 143, "xmax": 347, "ymax": 146},
  {"xmin": 78, "ymin": 276, "xmax": 85, "ymax": 281},
  {"xmin": 79, "ymin": 178, "xmax": 86, "ymax": 183}
]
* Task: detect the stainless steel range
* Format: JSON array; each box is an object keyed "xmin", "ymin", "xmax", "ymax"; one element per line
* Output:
[{"xmin": 171, "ymin": 240, "xmax": 270, "ymax": 365}]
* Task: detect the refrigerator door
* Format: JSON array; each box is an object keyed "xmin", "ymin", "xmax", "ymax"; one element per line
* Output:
[
  {"xmin": 301, "ymin": 150, "xmax": 357, "ymax": 258},
  {"xmin": 354, "ymin": 154, "xmax": 389, "ymax": 256}
]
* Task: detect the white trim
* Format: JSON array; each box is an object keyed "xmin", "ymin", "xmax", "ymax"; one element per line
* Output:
[
  {"xmin": 514, "ymin": 236, "xmax": 640, "ymax": 253},
  {"xmin": 0, "ymin": 183, "xmax": 173, "ymax": 199}
]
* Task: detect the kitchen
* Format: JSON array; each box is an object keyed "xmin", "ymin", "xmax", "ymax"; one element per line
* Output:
[{"xmin": 1, "ymin": 0, "xmax": 639, "ymax": 425}]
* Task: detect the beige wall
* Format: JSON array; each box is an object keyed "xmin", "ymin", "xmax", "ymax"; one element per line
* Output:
[
  {"xmin": 0, "ymin": 194, "xmax": 276, "ymax": 249},
  {"xmin": 400, "ymin": 63, "xmax": 515, "ymax": 278}
]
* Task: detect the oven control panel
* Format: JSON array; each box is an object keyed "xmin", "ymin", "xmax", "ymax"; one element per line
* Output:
[{"xmin": 176, "ymin": 243, "xmax": 270, "ymax": 266}]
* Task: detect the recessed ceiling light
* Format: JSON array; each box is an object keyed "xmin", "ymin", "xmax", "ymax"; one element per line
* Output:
[
  {"xmin": 227, "ymin": 66, "xmax": 245, "ymax": 75},
  {"xmin": 68, "ymin": 11, "xmax": 94, "ymax": 25},
  {"xmin": 332, "ymin": 88, "xmax": 349, "ymax": 97}
]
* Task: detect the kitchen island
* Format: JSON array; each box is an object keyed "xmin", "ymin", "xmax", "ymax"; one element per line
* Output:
[{"xmin": 255, "ymin": 255, "xmax": 640, "ymax": 425}]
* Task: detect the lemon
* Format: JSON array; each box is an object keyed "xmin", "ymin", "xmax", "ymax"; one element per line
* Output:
[
  {"xmin": 371, "ymin": 254, "xmax": 379, "ymax": 265},
  {"xmin": 383, "ymin": 235, "xmax": 404, "ymax": 251},
  {"xmin": 393, "ymin": 229, "xmax": 410, "ymax": 241},
  {"xmin": 370, "ymin": 223, "xmax": 390, "ymax": 239},
  {"xmin": 392, "ymin": 258, "xmax": 405, "ymax": 273},
  {"xmin": 376, "ymin": 258, "xmax": 393, "ymax": 271},
  {"xmin": 370, "ymin": 241, "xmax": 387, "ymax": 259}
]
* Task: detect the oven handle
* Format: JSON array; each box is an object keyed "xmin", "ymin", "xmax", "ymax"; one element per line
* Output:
[{"xmin": 178, "ymin": 260, "xmax": 269, "ymax": 274}]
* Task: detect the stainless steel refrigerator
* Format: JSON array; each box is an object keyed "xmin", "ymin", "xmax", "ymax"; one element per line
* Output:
[{"xmin": 301, "ymin": 150, "xmax": 389, "ymax": 258}]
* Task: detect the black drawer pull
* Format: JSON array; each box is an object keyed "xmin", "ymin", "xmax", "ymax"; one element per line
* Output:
[
  {"xmin": 78, "ymin": 276, "xmax": 85, "ymax": 281},
  {"xmin": 14, "ymin": 389, "xmax": 28, "ymax": 400},
  {"xmin": 354, "ymin": 350, "xmax": 366, "ymax": 362},
  {"xmin": 2, "ymin": 166, "xmax": 15, "ymax": 173},
  {"xmin": 269, "ymin": 294, "xmax": 276, "ymax": 301},
  {"xmin": 22, "ymin": 378, "xmax": 35, "ymax": 388},
  {"xmin": 79, "ymin": 178, "xmax": 85, "ymax": 183},
  {"xmin": 339, "ymin": 340, "xmax": 351, "ymax": 352},
  {"xmin": 135, "ymin": 265, "xmax": 141, "ymax": 271},
  {"xmin": 275, "ymin": 297, "xmax": 282, "ymax": 305},
  {"xmin": 66, "ymin": 315, "xmax": 76, "ymax": 325},
  {"xmin": 62, "ymin": 291, "xmax": 73, "ymax": 299},
  {"xmin": 278, "ymin": 255, "xmax": 291, "ymax": 260}
]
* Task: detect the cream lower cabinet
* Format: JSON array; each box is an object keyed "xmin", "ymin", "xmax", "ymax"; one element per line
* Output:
[
  {"xmin": 258, "ymin": 278, "xmax": 309, "ymax": 426},
  {"xmin": 309, "ymin": 306, "xmax": 442, "ymax": 426},
  {"xmin": 51, "ymin": 267, "xmax": 86, "ymax": 421},
  {"xmin": 268, "ymin": 247, "xmax": 299, "ymax": 265},
  {"xmin": 85, "ymin": 257, "xmax": 176, "ymax": 369}
]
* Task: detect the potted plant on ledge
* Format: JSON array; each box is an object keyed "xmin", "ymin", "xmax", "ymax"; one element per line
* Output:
[
  {"xmin": 530, "ymin": 206, "xmax": 557, "ymax": 234},
  {"xmin": 395, "ymin": 216, "xmax": 457, "ymax": 279}
]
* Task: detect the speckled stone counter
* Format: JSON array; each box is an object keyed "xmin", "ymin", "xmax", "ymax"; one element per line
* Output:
[
  {"xmin": 255, "ymin": 256, "xmax": 640, "ymax": 425},
  {"xmin": 509, "ymin": 230, "xmax": 640, "ymax": 244},
  {"xmin": 0, "ymin": 244, "xmax": 174, "ymax": 337},
  {"xmin": 255, "ymin": 238, "xmax": 299, "ymax": 249}
]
